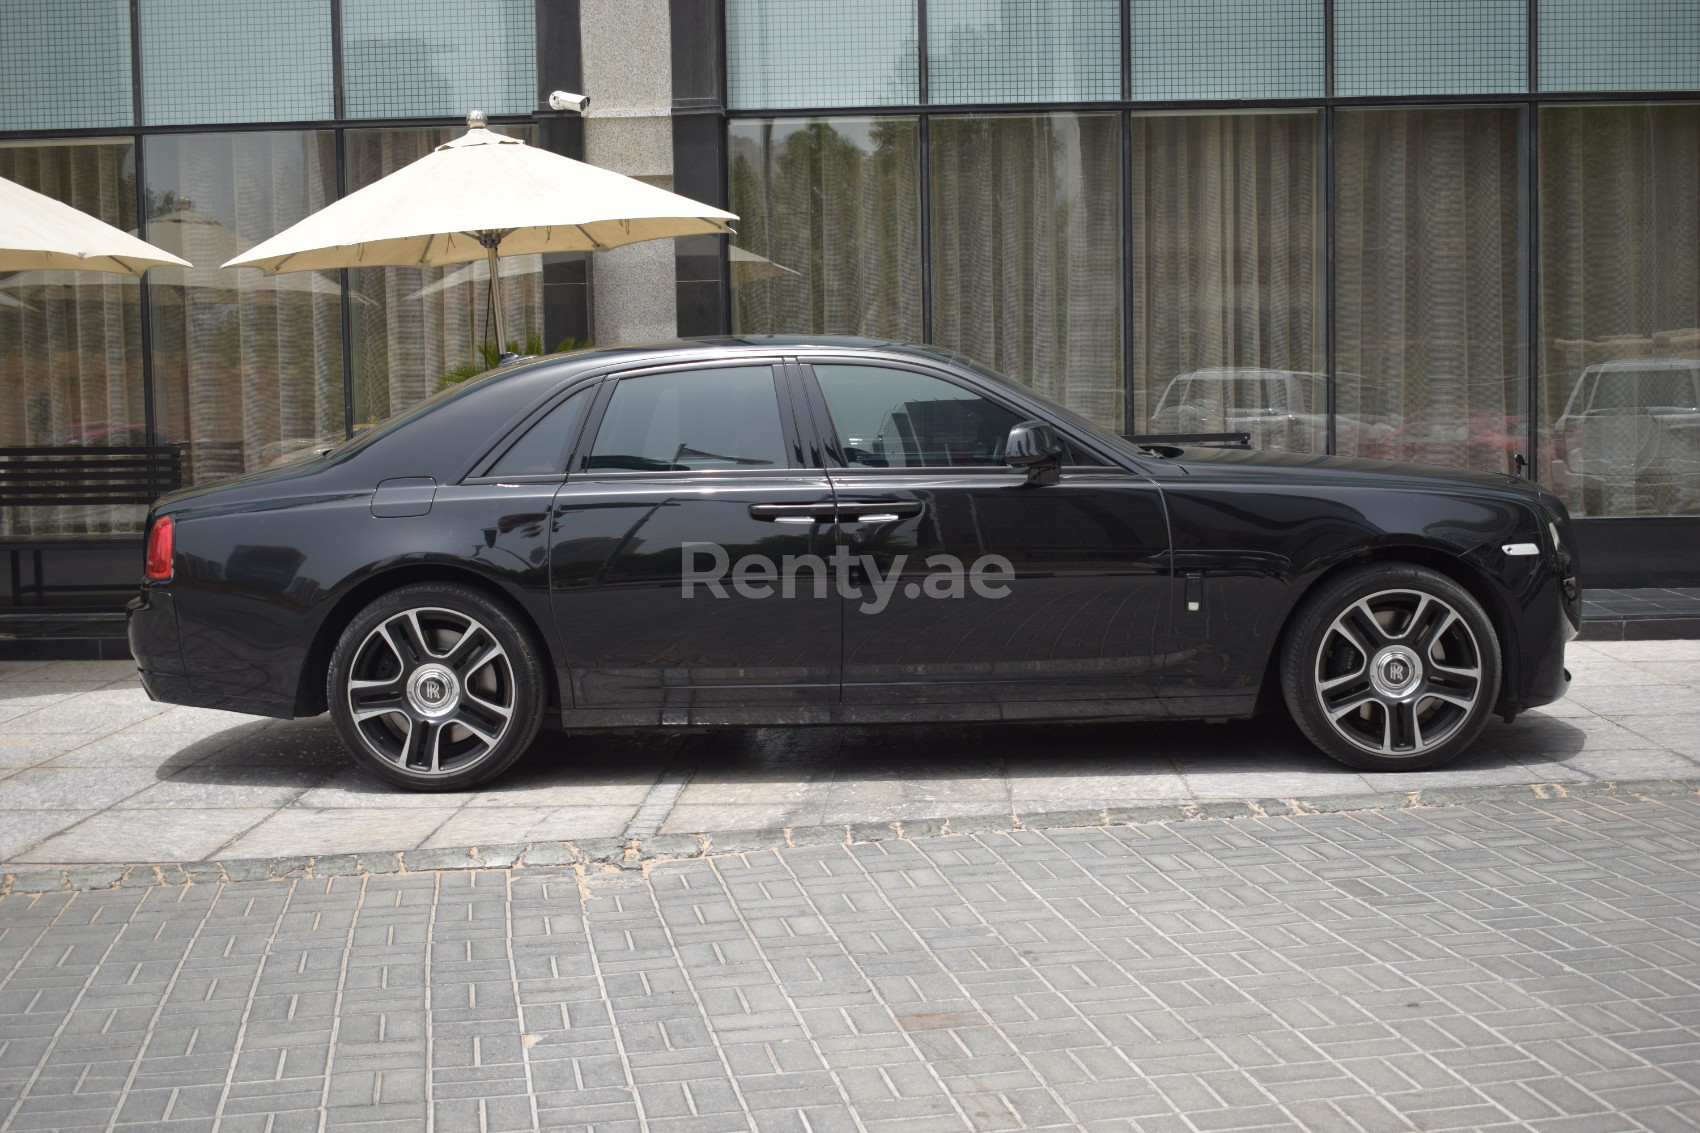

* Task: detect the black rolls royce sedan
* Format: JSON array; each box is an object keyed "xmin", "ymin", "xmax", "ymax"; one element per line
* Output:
[{"xmin": 129, "ymin": 338, "xmax": 1580, "ymax": 790}]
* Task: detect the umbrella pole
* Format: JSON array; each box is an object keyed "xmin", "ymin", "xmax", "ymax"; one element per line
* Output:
[
  {"xmin": 476, "ymin": 230, "xmax": 507, "ymax": 355},
  {"xmin": 485, "ymin": 239, "xmax": 506, "ymax": 353}
]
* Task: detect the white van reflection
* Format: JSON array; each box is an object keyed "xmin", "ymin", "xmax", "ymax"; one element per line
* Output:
[
  {"xmin": 1552, "ymin": 359, "xmax": 1700, "ymax": 516},
  {"xmin": 1148, "ymin": 368, "xmax": 1395, "ymax": 454}
]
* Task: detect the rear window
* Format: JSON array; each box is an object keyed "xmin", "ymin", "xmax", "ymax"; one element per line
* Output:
[
  {"xmin": 321, "ymin": 364, "xmax": 526, "ymax": 463},
  {"xmin": 487, "ymin": 388, "xmax": 592, "ymax": 476}
]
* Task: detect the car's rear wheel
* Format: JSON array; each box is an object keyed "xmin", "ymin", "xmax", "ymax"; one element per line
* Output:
[
  {"xmin": 327, "ymin": 583, "xmax": 545, "ymax": 790},
  {"xmin": 1281, "ymin": 563, "xmax": 1500, "ymax": 772}
]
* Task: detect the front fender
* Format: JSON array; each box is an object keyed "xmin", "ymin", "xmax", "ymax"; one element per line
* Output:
[{"xmin": 1157, "ymin": 481, "xmax": 1542, "ymax": 699}]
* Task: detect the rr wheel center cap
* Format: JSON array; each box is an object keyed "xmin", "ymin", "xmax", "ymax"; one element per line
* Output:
[
  {"xmin": 407, "ymin": 664, "xmax": 460, "ymax": 718},
  {"xmin": 1370, "ymin": 645, "xmax": 1423, "ymax": 699}
]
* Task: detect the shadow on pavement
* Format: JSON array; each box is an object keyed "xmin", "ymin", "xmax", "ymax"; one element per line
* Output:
[{"xmin": 161, "ymin": 708, "xmax": 1592, "ymax": 795}]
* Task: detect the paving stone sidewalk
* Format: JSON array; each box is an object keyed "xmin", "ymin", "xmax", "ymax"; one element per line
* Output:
[
  {"xmin": 3, "ymin": 788, "xmax": 1699, "ymax": 1132},
  {"xmin": 1, "ymin": 639, "xmax": 1697, "ymax": 871}
]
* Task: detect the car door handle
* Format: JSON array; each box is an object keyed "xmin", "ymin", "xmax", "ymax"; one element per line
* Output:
[
  {"xmin": 839, "ymin": 501, "xmax": 923, "ymax": 523},
  {"xmin": 750, "ymin": 501, "xmax": 923, "ymax": 524},
  {"xmin": 749, "ymin": 503, "xmax": 839, "ymax": 523}
]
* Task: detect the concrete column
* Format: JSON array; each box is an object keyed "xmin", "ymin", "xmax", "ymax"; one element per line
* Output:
[
  {"xmin": 581, "ymin": 0, "xmax": 676, "ymax": 345},
  {"xmin": 535, "ymin": 0, "xmax": 591, "ymax": 349}
]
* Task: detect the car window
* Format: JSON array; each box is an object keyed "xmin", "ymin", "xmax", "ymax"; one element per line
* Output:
[
  {"xmin": 1583, "ymin": 367, "xmax": 1700, "ymax": 412},
  {"xmin": 1159, "ymin": 372, "xmax": 1321, "ymax": 416},
  {"xmin": 587, "ymin": 366, "xmax": 789, "ymax": 472},
  {"xmin": 813, "ymin": 365, "xmax": 1025, "ymax": 468},
  {"xmin": 487, "ymin": 388, "xmax": 591, "ymax": 476}
]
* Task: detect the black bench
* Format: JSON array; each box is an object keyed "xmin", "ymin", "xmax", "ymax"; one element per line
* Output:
[{"xmin": 0, "ymin": 445, "xmax": 183, "ymax": 604}]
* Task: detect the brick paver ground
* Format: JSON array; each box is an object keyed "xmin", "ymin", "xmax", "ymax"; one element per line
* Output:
[{"xmin": 3, "ymin": 789, "xmax": 1698, "ymax": 1132}]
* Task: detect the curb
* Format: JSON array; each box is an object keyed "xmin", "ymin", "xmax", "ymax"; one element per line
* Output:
[
  {"xmin": 5, "ymin": 777, "xmax": 1698, "ymax": 895},
  {"xmin": 1577, "ymin": 616, "xmax": 1700, "ymax": 642}
]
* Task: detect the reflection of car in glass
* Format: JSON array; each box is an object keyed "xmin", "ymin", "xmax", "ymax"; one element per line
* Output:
[
  {"xmin": 130, "ymin": 338, "xmax": 1578, "ymax": 791},
  {"xmin": 1148, "ymin": 368, "xmax": 1394, "ymax": 453},
  {"xmin": 259, "ymin": 436, "xmax": 345, "ymax": 468},
  {"xmin": 850, "ymin": 394, "xmax": 1018, "ymax": 466},
  {"xmin": 61, "ymin": 422, "xmax": 185, "ymax": 447},
  {"xmin": 1361, "ymin": 408, "xmax": 1528, "ymax": 477},
  {"xmin": 1551, "ymin": 360, "xmax": 1700, "ymax": 515}
]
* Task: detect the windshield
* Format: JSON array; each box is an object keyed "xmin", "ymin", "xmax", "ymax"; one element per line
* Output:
[{"xmin": 1156, "ymin": 372, "xmax": 1323, "ymax": 415}]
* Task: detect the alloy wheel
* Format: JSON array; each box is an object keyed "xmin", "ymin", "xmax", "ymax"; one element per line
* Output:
[
  {"xmin": 1312, "ymin": 588, "xmax": 1484, "ymax": 756},
  {"xmin": 345, "ymin": 606, "xmax": 515, "ymax": 775}
]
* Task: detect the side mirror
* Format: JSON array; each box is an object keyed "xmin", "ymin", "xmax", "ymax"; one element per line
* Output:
[{"xmin": 1005, "ymin": 419, "xmax": 1062, "ymax": 486}]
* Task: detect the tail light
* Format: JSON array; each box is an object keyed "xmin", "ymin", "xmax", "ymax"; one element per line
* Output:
[{"xmin": 145, "ymin": 516, "xmax": 174, "ymax": 580}]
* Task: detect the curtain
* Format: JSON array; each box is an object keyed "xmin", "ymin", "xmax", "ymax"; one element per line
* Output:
[
  {"xmin": 1130, "ymin": 112, "xmax": 1322, "ymax": 449},
  {"xmin": 929, "ymin": 113, "xmax": 1122, "ymax": 429},
  {"xmin": 729, "ymin": 117, "xmax": 922, "ymax": 340},
  {"xmin": 144, "ymin": 131, "xmax": 343, "ymax": 484},
  {"xmin": 346, "ymin": 126, "xmax": 544, "ymax": 427},
  {"xmin": 0, "ymin": 139, "xmax": 144, "ymax": 537},
  {"xmin": 1335, "ymin": 107, "xmax": 1522, "ymax": 472},
  {"xmin": 1540, "ymin": 104, "xmax": 1700, "ymax": 517}
]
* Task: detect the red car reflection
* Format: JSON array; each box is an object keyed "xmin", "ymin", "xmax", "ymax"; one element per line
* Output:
[
  {"xmin": 61, "ymin": 422, "xmax": 185, "ymax": 447},
  {"xmin": 1360, "ymin": 411, "xmax": 1538, "ymax": 478}
]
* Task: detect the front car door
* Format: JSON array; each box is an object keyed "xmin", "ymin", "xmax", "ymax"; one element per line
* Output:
[
  {"xmin": 799, "ymin": 358, "xmax": 1174, "ymax": 716},
  {"xmin": 548, "ymin": 359, "xmax": 840, "ymax": 719}
]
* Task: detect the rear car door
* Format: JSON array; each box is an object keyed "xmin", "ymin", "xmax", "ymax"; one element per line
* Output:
[
  {"xmin": 547, "ymin": 359, "xmax": 840, "ymax": 713},
  {"xmin": 800, "ymin": 359, "xmax": 1173, "ymax": 711}
]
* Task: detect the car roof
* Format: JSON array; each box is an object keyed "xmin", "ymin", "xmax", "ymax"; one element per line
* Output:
[
  {"xmin": 341, "ymin": 337, "xmax": 1001, "ymax": 476},
  {"xmin": 525, "ymin": 335, "xmax": 974, "ymax": 377},
  {"xmin": 1582, "ymin": 359, "xmax": 1700, "ymax": 374}
]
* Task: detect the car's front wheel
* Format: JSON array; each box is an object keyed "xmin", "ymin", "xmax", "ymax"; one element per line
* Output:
[
  {"xmin": 327, "ymin": 582, "xmax": 546, "ymax": 790},
  {"xmin": 1281, "ymin": 564, "xmax": 1501, "ymax": 772}
]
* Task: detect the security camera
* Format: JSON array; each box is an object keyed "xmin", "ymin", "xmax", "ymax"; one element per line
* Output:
[{"xmin": 548, "ymin": 91, "xmax": 590, "ymax": 113}]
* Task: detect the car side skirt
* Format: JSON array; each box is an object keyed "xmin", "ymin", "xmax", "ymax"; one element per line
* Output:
[{"xmin": 558, "ymin": 693, "xmax": 1258, "ymax": 730}]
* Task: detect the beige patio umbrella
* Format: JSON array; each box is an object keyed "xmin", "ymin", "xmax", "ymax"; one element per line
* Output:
[
  {"xmin": 729, "ymin": 245, "xmax": 800, "ymax": 286},
  {"xmin": 407, "ymin": 245, "xmax": 797, "ymax": 302},
  {"xmin": 144, "ymin": 206, "xmax": 355, "ymax": 303},
  {"xmin": 401, "ymin": 253, "xmax": 542, "ymax": 303},
  {"xmin": 0, "ymin": 173, "xmax": 190, "ymax": 275},
  {"xmin": 1, "ymin": 206, "xmax": 360, "ymax": 305},
  {"xmin": 225, "ymin": 112, "xmax": 738, "ymax": 347},
  {"xmin": 405, "ymin": 244, "xmax": 792, "ymax": 307}
]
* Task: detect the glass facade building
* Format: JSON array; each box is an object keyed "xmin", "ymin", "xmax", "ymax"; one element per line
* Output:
[
  {"xmin": 2, "ymin": 0, "xmax": 1699, "ymax": 637},
  {"xmin": 0, "ymin": 0, "xmax": 543, "ymax": 574},
  {"xmin": 723, "ymin": 0, "xmax": 1700, "ymax": 581}
]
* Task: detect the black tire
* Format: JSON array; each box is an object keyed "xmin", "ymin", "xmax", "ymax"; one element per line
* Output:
[
  {"xmin": 326, "ymin": 582, "xmax": 546, "ymax": 791},
  {"xmin": 1280, "ymin": 563, "xmax": 1501, "ymax": 772}
]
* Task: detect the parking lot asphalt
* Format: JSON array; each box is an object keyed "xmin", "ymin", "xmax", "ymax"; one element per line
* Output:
[
  {"xmin": 3, "ymin": 787, "xmax": 1699, "ymax": 1132},
  {"xmin": 0, "ymin": 639, "xmax": 1697, "ymax": 874}
]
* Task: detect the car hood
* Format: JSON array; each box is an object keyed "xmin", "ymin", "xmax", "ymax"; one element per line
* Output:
[{"xmin": 1157, "ymin": 445, "xmax": 1538, "ymax": 496}]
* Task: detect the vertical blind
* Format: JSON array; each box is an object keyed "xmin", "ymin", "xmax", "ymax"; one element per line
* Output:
[
  {"xmin": 0, "ymin": 139, "xmax": 145, "ymax": 537},
  {"xmin": 1335, "ymin": 107, "xmax": 1523, "ymax": 473},
  {"xmin": 729, "ymin": 118, "xmax": 923, "ymax": 342},
  {"xmin": 929, "ymin": 113, "xmax": 1123, "ymax": 428},
  {"xmin": 1540, "ymin": 104, "xmax": 1700, "ymax": 517},
  {"xmin": 1130, "ymin": 112, "xmax": 1323, "ymax": 449},
  {"xmin": 144, "ymin": 131, "xmax": 343, "ymax": 485}
]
